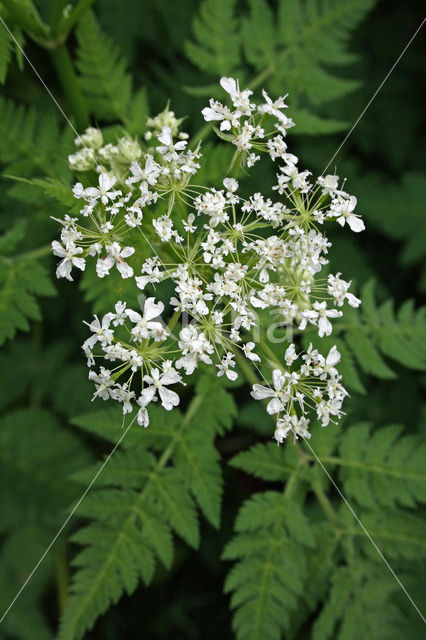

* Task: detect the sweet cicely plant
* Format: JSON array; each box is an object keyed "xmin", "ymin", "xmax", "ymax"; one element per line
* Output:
[{"xmin": 52, "ymin": 76, "xmax": 364, "ymax": 443}]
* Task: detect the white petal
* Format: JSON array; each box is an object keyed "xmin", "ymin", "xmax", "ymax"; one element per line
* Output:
[
  {"xmin": 318, "ymin": 316, "xmax": 332, "ymax": 337},
  {"xmin": 51, "ymin": 241, "xmax": 66, "ymax": 257},
  {"xmin": 250, "ymin": 384, "xmax": 274, "ymax": 400},
  {"xmin": 201, "ymin": 107, "xmax": 223, "ymax": 122},
  {"xmin": 72, "ymin": 257, "xmax": 86, "ymax": 272},
  {"xmin": 266, "ymin": 397, "xmax": 283, "ymax": 415},
  {"xmin": 135, "ymin": 275, "xmax": 150, "ymax": 290},
  {"xmin": 140, "ymin": 385, "xmax": 157, "ymax": 406},
  {"xmin": 120, "ymin": 246, "xmax": 135, "ymax": 259},
  {"xmin": 126, "ymin": 309, "xmax": 142, "ymax": 323},
  {"xmin": 144, "ymin": 297, "xmax": 164, "ymax": 321},
  {"xmin": 159, "ymin": 387, "xmax": 180, "ymax": 410},
  {"xmin": 99, "ymin": 173, "xmax": 116, "ymax": 191},
  {"xmin": 158, "ymin": 126, "xmax": 172, "ymax": 147},
  {"xmin": 272, "ymin": 369, "xmax": 285, "ymax": 391},
  {"xmin": 220, "ymin": 77, "xmax": 237, "ymax": 96},
  {"xmin": 347, "ymin": 215, "xmax": 365, "ymax": 232},
  {"xmin": 326, "ymin": 345, "xmax": 341, "ymax": 366},
  {"xmin": 117, "ymin": 261, "xmax": 134, "ymax": 279}
]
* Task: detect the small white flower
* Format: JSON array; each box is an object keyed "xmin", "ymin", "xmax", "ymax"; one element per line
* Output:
[
  {"xmin": 140, "ymin": 365, "xmax": 182, "ymax": 410},
  {"xmin": 242, "ymin": 342, "xmax": 261, "ymax": 362},
  {"xmin": 223, "ymin": 177, "xmax": 239, "ymax": 193},
  {"xmin": 52, "ymin": 240, "xmax": 85, "ymax": 281},
  {"xmin": 84, "ymin": 173, "xmax": 122, "ymax": 205},
  {"xmin": 299, "ymin": 301, "xmax": 342, "ymax": 337},
  {"xmin": 89, "ymin": 367, "xmax": 114, "ymax": 401},
  {"xmin": 251, "ymin": 369, "xmax": 289, "ymax": 415},
  {"xmin": 284, "ymin": 344, "xmax": 298, "ymax": 366},
  {"xmin": 156, "ymin": 126, "xmax": 187, "ymax": 158},
  {"xmin": 331, "ymin": 195, "xmax": 365, "ymax": 232},
  {"xmin": 96, "ymin": 242, "xmax": 135, "ymax": 279},
  {"xmin": 216, "ymin": 352, "xmax": 238, "ymax": 381},
  {"xmin": 126, "ymin": 297, "xmax": 165, "ymax": 342}
]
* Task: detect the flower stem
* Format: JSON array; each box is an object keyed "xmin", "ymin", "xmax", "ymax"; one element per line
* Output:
[
  {"xmin": 54, "ymin": 546, "xmax": 69, "ymax": 614},
  {"xmin": 49, "ymin": 43, "xmax": 89, "ymax": 131}
]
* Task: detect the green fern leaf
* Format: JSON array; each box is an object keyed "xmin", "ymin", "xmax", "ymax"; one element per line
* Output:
[
  {"xmin": 223, "ymin": 491, "xmax": 312, "ymax": 640},
  {"xmin": 75, "ymin": 11, "xmax": 133, "ymax": 125},
  {"xmin": 185, "ymin": 0, "xmax": 241, "ymax": 76},
  {"xmin": 339, "ymin": 508, "xmax": 426, "ymax": 562},
  {"xmin": 332, "ymin": 422, "xmax": 426, "ymax": 510},
  {"xmin": 0, "ymin": 256, "xmax": 56, "ymax": 346},
  {"xmin": 230, "ymin": 442, "xmax": 299, "ymax": 482},
  {"xmin": 0, "ymin": 97, "xmax": 70, "ymax": 180},
  {"xmin": 0, "ymin": 408, "xmax": 90, "ymax": 532},
  {"xmin": 58, "ymin": 379, "xmax": 233, "ymax": 639},
  {"xmin": 0, "ymin": 18, "xmax": 12, "ymax": 83},
  {"xmin": 313, "ymin": 562, "xmax": 403, "ymax": 640}
]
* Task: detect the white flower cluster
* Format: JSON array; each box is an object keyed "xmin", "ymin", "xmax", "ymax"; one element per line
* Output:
[{"xmin": 52, "ymin": 77, "xmax": 365, "ymax": 443}]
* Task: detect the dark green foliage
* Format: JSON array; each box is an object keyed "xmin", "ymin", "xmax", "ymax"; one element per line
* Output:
[
  {"xmin": 185, "ymin": 0, "xmax": 379, "ymax": 134},
  {"xmin": 0, "ymin": 1, "xmax": 425, "ymax": 638},
  {"xmin": 226, "ymin": 420, "xmax": 426, "ymax": 640},
  {"xmin": 185, "ymin": 0, "xmax": 241, "ymax": 77},
  {"xmin": 75, "ymin": 11, "xmax": 149, "ymax": 133},
  {"xmin": 0, "ymin": 248, "xmax": 56, "ymax": 346},
  {"xmin": 0, "ymin": 408, "xmax": 90, "ymax": 640},
  {"xmin": 57, "ymin": 377, "xmax": 236, "ymax": 640}
]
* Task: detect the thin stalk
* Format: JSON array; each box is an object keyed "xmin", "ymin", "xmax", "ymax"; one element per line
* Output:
[
  {"xmin": 50, "ymin": 43, "xmax": 89, "ymax": 130},
  {"xmin": 54, "ymin": 546, "xmax": 69, "ymax": 614},
  {"xmin": 312, "ymin": 481, "xmax": 340, "ymax": 529}
]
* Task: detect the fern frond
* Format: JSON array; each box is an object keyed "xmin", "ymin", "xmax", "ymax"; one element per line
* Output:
[
  {"xmin": 357, "ymin": 172, "xmax": 426, "ymax": 266},
  {"xmin": 223, "ymin": 491, "xmax": 313, "ymax": 640},
  {"xmin": 328, "ymin": 422, "xmax": 426, "ymax": 510},
  {"xmin": 57, "ymin": 378, "xmax": 235, "ymax": 640},
  {"xmin": 312, "ymin": 562, "xmax": 403, "ymax": 640},
  {"xmin": 226, "ymin": 418, "xmax": 425, "ymax": 638},
  {"xmin": 0, "ymin": 18, "xmax": 12, "ymax": 83},
  {"xmin": 0, "ymin": 255, "xmax": 56, "ymax": 346},
  {"xmin": 339, "ymin": 508, "xmax": 426, "ymax": 562},
  {"xmin": 0, "ymin": 97, "xmax": 70, "ymax": 179},
  {"xmin": 0, "ymin": 408, "xmax": 90, "ymax": 531},
  {"xmin": 230, "ymin": 441, "xmax": 299, "ymax": 482},
  {"xmin": 185, "ymin": 0, "xmax": 241, "ymax": 77},
  {"xmin": 75, "ymin": 11, "xmax": 133, "ymax": 125},
  {"xmin": 246, "ymin": 0, "xmax": 377, "ymax": 123}
]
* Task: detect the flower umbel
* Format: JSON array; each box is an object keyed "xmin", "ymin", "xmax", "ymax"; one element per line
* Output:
[{"xmin": 53, "ymin": 76, "xmax": 365, "ymax": 443}]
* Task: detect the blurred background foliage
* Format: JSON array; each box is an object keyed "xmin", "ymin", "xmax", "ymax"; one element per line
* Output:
[{"xmin": 0, "ymin": 0, "xmax": 425, "ymax": 639}]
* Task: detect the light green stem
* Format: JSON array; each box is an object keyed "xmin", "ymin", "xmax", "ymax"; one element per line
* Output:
[{"xmin": 50, "ymin": 43, "xmax": 89, "ymax": 130}]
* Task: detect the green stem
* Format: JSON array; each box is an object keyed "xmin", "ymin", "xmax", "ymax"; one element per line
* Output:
[
  {"xmin": 312, "ymin": 481, "xmax": 339, "ymax": 529},
  {"xmin": 190, "ymin": 122, "xmax": 213, "ymax": 149},
  {"xmin": 56, "ymin": 0, "xmax": 96, "ymax": 40},
  {"xmin": 55, "ymin": 546, "xmax": 69, "ymax": 614},
  {"xmin": 13, "ymin": 244, "xmax": 52, "ymax": 261},
  {"xmin": 50, "ymin": 0, "xmax": 68, "ymax": 38},
  {"xmin": 247, "ymin": 64, "xmax": 276, "ymax": 91},
  {"xmin": 50, "ymin": 43, "xmax": 89, "ymax": 130}
]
